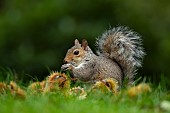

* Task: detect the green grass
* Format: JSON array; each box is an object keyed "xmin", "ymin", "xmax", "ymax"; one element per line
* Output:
[
  {"xmin": 0, "ymin": 87, "xmax": 169, "ymax": 113},
  {"xmin": 0, "ymin": 69, "xmax": 170, "ymax": 113}
]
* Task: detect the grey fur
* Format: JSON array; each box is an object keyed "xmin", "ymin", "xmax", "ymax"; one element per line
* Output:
[
  {"xmin": 62, "ymin": 46, "xmax": 122, "ymax": 86},
  {"xmin": 61, "ymin": 26, "xmax": 145, "ymax": 87},
  {"xmin": 96, "ymin": 26, "xmax": 145, "ymax": 85}
]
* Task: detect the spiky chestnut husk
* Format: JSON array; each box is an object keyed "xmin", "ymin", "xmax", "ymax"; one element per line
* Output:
[
  {"xmin": 127, "ymin": 83, "xmax": 151, "ymax": 97},
  {"xmin": 69, "ymin": 86, "xmax": 87, "ymax": 100},
  {"xmin": 0, "ymin": 82, "xmax": 9, "ymax": 93},
  {"xmin": 44, "ymin": 72, "xmax": 70, "ymax": 93},
  {"xmin": 9, "ymin": 81, "xmax": 26, "ymax": 99},
  {"xmin": 91, "ymin": 78, "xmax": 119, "ymax": 94},
  {"xmin": 27, "ymin": 81, "xmax": 46, "ymax": 93}
]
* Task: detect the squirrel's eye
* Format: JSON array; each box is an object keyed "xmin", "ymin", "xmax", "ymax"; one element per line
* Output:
[{"xmin": 73, "ymin": 50, "xmax": 79, "ymax": 55}]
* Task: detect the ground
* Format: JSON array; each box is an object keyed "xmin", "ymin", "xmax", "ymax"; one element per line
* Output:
[{"xmin": 0, "ymin": 70, "xmax": 169, "ymax": 113}]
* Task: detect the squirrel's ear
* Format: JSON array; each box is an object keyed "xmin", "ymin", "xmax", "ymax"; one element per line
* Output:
[
  {"xmin": 81, "ymin": 39, "xmax": 88, "ymax": 50},
  {"xmin": 74, "ymin": 39, "xmax": 81, "ymax": 46}
]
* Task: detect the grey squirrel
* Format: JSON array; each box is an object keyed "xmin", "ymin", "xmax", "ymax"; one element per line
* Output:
[{"xmin": 61, "ymin": 26, "xmax": 145, "ymax": 87}]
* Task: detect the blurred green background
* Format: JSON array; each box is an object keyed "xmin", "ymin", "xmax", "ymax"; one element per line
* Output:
[{"xmin": 0, "ymin": 0, "xmax": 170, "ymax": 85}]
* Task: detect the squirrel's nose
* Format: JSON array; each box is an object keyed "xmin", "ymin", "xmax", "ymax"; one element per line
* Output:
[{"xmin": 63, "ymin": 60, "xmax": 68, "ymax": 64}]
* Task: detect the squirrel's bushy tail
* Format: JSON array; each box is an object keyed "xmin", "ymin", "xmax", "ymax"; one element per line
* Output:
[{"xmin": 96, "ymin": 26, "xmax": 145, "ymax": 85}]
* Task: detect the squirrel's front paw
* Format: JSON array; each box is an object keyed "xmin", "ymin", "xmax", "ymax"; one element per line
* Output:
[{"xmin": 61, "ymin": 64, "xmax": 73, "ymax": 71}]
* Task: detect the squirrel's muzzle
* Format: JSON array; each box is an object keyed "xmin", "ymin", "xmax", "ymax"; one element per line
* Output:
[{"xmin": 63, "ymin": 60, "xmax": 68, "ymax": 64}]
